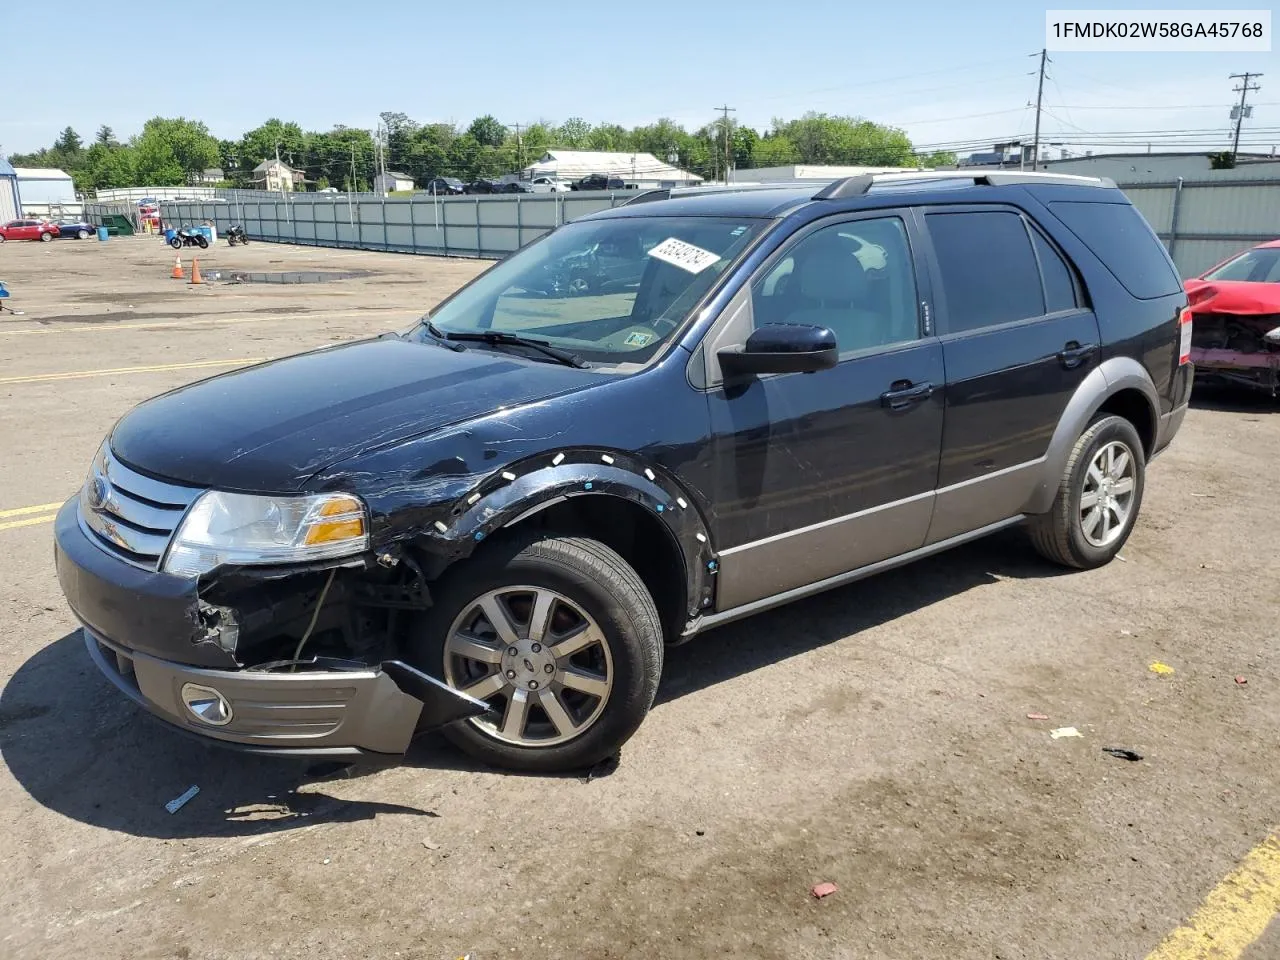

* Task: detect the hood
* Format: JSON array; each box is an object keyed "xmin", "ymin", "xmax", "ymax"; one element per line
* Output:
[
  {"xmin": 1185, "ymin": 278, "xmax": 1280, "ymax": 316},
  {"xmin": 109, "ymin": 336, "xmax": 600, "ymax": 491}
]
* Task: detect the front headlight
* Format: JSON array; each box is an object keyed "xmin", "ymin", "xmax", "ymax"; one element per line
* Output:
[{"xmin": 162, "ymin": 490, "xmax": 370, "ymax": 578}]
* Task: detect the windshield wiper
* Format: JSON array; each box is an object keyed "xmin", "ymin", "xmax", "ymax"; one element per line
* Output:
[
  {"xmin": 422, "ymin": 319, "xmax": 467, "ymax": 351},
  {"xmin": 441, "ymin": 331, "xmax": 589, "ymax": 368}
]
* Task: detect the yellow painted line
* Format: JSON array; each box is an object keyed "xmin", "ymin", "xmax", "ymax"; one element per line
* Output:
[
  {"xmin": 0, "ymin": 501, "xmax": 64, "ymax": 518},
  {"xmin": 0, "ymin": 357, "xmax": 266, "ymax": 386},
  {"xmin": 0, "ymin": 514, "xmax": 57, "ymax": 532},
  {"xmin": 1145, "ymin": 831, "xmax": 1280, "ymax": 960}
]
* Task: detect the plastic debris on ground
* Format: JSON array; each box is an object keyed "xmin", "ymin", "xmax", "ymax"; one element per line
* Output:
[
  {"xmin": 1235, "ymin": 676, "xmax": 1248, "ymax": 685},
  {"xmin": 811, "ymin": 882, "xmax": 838, "ymax": 899},
  {"xmin": 165, "ymin": 785, "xmax": 200, "ymax": 814},
  {"xmin": 1149, "ymin": 661, "xmax": 1175, "ymax": 676},
  {"xmin": 422, "ymin": 839, "xmax": 441, "ymax": 850},
  {"xmin": 1027, "ymin": 713, "xmax": 1050, "ymax": 721},
  {"xmin": 1050, "ymin": 727, "xmax": 1083, "ymax": 739},
  {"xmin": 1102, "ymin": 747, "xmax": 1143, "ymax": 762}
]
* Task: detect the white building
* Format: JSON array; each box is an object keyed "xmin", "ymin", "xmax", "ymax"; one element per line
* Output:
[
  {"xmin": 0, "ymin": 159, "xmax": 18, "ymax": 222},
  {"xmin": 522, "ymin": 150, "xmax": 702, "ymax": 189},
  {"xmin": 742, "ymin": 164, "xmax": 922, "ymax": 182},
  {"xmin": 1043, "ymin": 151, "xmax": 1278, "ymax": 181},
  {"xmin": 374, "ymin": 170, "xmax": 415, "ymax": 193},
  {"xmin": 14, "ymin": 166, "xmax": 75, "ymax": 208},
  {"xmin": 251, "ymin": 159, "xmax": 299, "ymax": 192}
]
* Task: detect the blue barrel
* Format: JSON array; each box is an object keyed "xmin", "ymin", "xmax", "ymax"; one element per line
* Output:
[
  {"xmin": 97, "ymin": 226, "xmax": 109, "ymax": 242},
  {"xmin": 164, "ymin": 228, "xmax": 176, "ymax": 244}
]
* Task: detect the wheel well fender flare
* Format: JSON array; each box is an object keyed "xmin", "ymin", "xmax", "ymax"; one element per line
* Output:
[
  {"xmin": 1027, "ymin": 357, "xmax": 1160, "ymax": 515},
  {"xmin": 416, "ymin": 451, "xmax": 717, "ymax": 620}
]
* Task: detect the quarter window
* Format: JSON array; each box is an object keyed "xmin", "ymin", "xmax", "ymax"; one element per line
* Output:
[
  {"xmin": 1031, "ymin": 228, "xmax": 1079, "ymax": 313},
  {"xmin": 752, "ymin": 217, "xmax": 919, "ymax": 354},
  {"xmin": 926, "ymin": 211, "xmax": 1045, "ymax": 333}
]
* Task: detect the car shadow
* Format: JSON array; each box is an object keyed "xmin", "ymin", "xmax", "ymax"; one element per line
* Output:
[
  {"xmin": 0, "ymin": 633, "xmax": 437, "ymax": 840},
  {"xmin": 657, "ymin": 527, "xmax": 1066, "ymax": 704},
  {"xmin": 1189, "ymin": 384, "xmax": 1277, "ymax": 413},
  {"xmin": 2, "ymin": 530, "xmax": 1065, "ymax": 837}
]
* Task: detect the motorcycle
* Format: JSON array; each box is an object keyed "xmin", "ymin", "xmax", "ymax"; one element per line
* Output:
[
  {"xmin": 169, "ymin": 227, "xmax": 209, "ymax": 250},
  {"xmin": 226, "ymin": 225, "xmax": 250, "ymax": 246}
]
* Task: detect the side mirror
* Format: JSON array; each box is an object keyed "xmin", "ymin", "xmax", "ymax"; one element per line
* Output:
[{"xmin": 717, "ymin": 323, "xmax": 839, "ymax": 376}]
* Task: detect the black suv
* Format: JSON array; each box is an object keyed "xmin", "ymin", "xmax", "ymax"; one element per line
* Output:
[
  {"xmin": 573, "ymin": 173, "xmax": 626, "ymax": 191},
  {"xmin": 54, "ymin": 172, "xmax": 1192, "ymax": 772}
]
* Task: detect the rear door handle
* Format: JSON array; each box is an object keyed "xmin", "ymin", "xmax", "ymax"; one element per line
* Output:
[
  {"xmin": 1057, "ymin": 341, "xmax": 1097, "ymax": 370},
  {"xmin": 881, "ymin": 380, "xmax": 934, "ymax": 410}
]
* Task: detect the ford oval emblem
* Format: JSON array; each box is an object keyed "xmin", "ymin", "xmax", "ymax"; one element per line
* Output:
[{"xmin": 87, "ymin": 475, "xmax": 109, "ymax": 511}]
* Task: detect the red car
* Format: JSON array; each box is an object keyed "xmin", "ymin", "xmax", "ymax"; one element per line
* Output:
[
  {"xmin": 0, "ymin": 219, "xmax": 60, "ymax": 242},
  {"xmin": 1184, "ymin": 239, "xmax": 1280, "ymax": 393}
]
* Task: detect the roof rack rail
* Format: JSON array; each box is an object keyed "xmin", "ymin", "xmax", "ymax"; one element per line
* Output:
[
  {"xmin": 618, "ymin": 180, "xmax": 826, "ymax": 206},
  {"xmin": 813, "ymin": 169, "xmax": 1116, "ymax": 199}
]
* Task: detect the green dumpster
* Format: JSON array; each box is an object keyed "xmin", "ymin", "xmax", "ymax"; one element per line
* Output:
[{"xmin": 99, "ymin": 214, "xmax": 134, "ymax": 236}]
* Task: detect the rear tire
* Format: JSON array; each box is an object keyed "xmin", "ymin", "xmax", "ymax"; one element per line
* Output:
[
  {"xmin": 1028, "ymin": 414, "xmax": 1145, "ymax": 569},
  {"xmin": 408, "ymin": 532, "xmax": 664, "ymax": 772},
  {"xmin": 196, "ymin": 235, "xmax": 208, "ymax": 249},
  {"xmin": 40, "ymin": 232, "xmax": 53, "ymax": 242},
  {"xmin": 77, "ymin": 229, "xmax": 90, "ymax": 240}
]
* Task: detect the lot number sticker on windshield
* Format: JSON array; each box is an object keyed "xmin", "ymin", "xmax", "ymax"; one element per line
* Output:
[{"xmin": 647, "ymin": 237, "xmax": 721, "ymax": 274}]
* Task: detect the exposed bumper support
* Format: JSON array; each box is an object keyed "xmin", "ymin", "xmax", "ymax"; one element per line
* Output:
[{"xmin": 85, "ymin": 630, "xmax": 487, "ymax": 758}]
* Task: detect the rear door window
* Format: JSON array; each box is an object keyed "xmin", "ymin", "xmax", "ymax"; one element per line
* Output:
[
  {"xmin": 925, "ymin": 210, "xmax": 1044, "ymax": 333},
  {"xmin": 1048, "ymin": 200, "xmax": 1182, "ymax": 299}
]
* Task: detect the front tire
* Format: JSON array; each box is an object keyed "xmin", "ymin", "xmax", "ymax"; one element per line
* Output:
[
  {"xmin": 408, "ymin": 532, "xmax": 663, "ymax": 772},
  {"xmin": 40, "ymin": 232, "xmax": 53, "ymax": 242},
  {"xmin": 1028, "ymin": 414, "xmax": 1146, "ymax": 569},
  {"xmin": 169, "ymin": 237, "xmax": 182, "ymax": 250},
  {"xmin": 77, "ymin": 229, "xmax": 90, "ymax": 240}
]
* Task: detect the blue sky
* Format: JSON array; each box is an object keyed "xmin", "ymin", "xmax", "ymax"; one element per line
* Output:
[{"xmin": 2, "ymin": 0, "xmax": 1274, "ymax": 159}]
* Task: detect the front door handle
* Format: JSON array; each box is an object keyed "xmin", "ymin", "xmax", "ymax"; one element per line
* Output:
[
  {"xmin": 881, "ymin": 380, "xmax": 934, "ymax": 411},
  {"xmin": 1057, "ymin": 341, "xmax": 1098, "ymax": 370}
]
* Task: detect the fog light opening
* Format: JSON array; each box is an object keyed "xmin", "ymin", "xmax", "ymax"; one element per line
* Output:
[{"xmin": 180, "ymin": 683, "xmax": 233, "ymax": 726}]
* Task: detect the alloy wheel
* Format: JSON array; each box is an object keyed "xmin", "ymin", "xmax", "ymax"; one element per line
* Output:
[
  {"xmin": 443, "ymin": 586, "xmax": 614, "ymax": 747},
  {"xmin": 1080, "ymin": 440, "xmax": 1137, "ymax": 547}
]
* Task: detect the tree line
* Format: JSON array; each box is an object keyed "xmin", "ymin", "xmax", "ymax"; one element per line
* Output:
[{"xmin": 6, "ymin": 113, "xmax": 957, "ymax": 194}]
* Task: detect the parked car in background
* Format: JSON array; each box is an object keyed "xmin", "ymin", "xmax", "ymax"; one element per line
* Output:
[
  {"xmin": 572, "ymin": 173, "xmax": 625, "ymax": 191},
  {"xmin": 0, "ymin": 219, "xmax": 59, "ymax": 242},
  {"xmin": 1183, "ymin": 239, "xmax": 1280, "ymax": 393},
  {"xmin": 55, "ymin": 217, "xmax": 96, "ymax": 240},
  {"xmin": 495, "ymin": 180, "xmax": 534, "ymax": 194},
  {"xmin": 527, "ymin": 176, "xmax": 572, "ymax": 193},
  {"xmin": 424, "ymin": 177, "xmax": 465, "ymax": 196},
  {"xmin": 464, "ymin": 178, "xmax": 502, "ymax": 195}
]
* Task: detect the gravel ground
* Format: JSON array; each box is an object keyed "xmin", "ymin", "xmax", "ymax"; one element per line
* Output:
[{"xmin": 0, "ymin": 236, "xmax": 1275, "ymax": 960}]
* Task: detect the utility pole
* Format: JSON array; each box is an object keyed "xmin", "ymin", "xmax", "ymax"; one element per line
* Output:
[
  {"xmin": 715, "ymin": 104, "xmax": 736, "ymax": 184},
  {"xmin": 1031, "ymin": 48, "xmax": 1048, "ymax": 171},
  {"xmin": 1230, "ymin": 72, "xmax": 1263, "ymax": 162},
  {"xmin": 504, "ymin": 122, "xmax": 523, "ymax": 173}
]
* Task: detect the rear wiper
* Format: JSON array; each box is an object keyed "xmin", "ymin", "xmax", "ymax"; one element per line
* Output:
[
  {"xmin": 441, "ymin": 331, "xmax": 589, "ymax": 368},
  {"xmin": 422, "ymin": 320, "xmax": 467, "ymax": 351}
]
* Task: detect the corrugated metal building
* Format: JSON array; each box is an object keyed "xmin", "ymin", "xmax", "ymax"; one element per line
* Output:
[
  {"xmin": 522, "ymin": 151, "xmax": 702, "ymax": 188},
  {"xmin": 0, "ymin": 159, "xmax": 18, "ymax": 222},
  {"xmin": 13, "ymin": 166, "xmax": 75, "ymax": 208}
]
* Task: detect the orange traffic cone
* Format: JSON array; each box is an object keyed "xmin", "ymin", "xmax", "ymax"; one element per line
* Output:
[
  {"xmin": 189, "ymin": 259, "xmax": 203, "ymax": 285},
  {"xmin": 171, "ymin": 256, "xmax": 184, "ymax": 279}
]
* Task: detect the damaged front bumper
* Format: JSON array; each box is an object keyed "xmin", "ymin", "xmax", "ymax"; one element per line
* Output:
[{"xmin": 54, "ymin": 498, "xmax": 487, "ymax": 759}]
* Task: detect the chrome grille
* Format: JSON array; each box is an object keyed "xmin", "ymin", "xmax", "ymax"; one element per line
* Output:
[{"xmin": 78, "ymin": 448, "xmax": 203, "ymax": 570}]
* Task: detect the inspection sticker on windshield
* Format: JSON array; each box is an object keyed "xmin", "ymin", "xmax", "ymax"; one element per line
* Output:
[{"xmin": 647, "ymin": 237, "xmax": 720, "ymax": 274}]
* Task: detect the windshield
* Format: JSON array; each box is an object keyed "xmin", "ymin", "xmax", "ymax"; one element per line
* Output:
[
  {"xmin": 1203, "ymin": 247, "xmax": 1280, "ymax": 283},
  {"xmin": 416, "ymin": 215, "xmax": 765, "ymax": 363}
]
